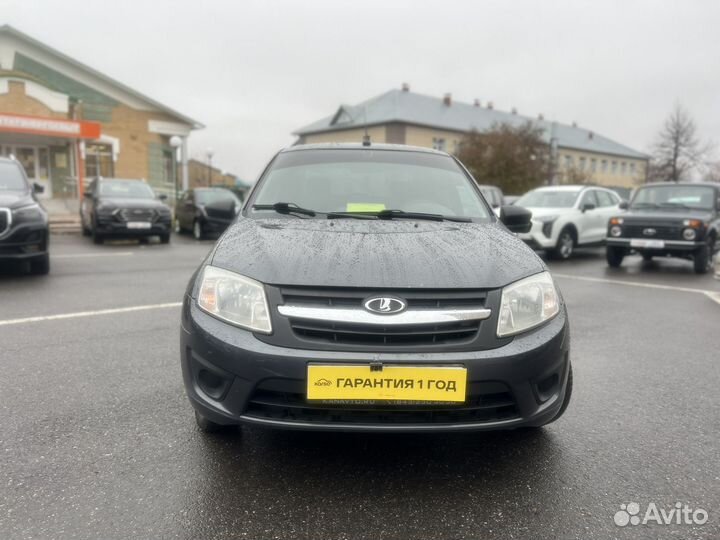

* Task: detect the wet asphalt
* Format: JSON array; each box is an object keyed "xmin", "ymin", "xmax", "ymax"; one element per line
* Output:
[{"xmin": 1, "ymin": 234, "xmax": 719, "ymax": 540}]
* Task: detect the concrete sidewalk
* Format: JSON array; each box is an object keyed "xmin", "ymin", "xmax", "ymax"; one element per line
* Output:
[{"xmin": 42, "ymin": 198, "xmax": 81, "ymax": 234}]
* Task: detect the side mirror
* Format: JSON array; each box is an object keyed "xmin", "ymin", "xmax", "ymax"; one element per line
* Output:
[
  {"xmin": 500, "ymin": 205, "xmax": 532, "ymax": 234},
  {"xmin": 33, "ymin": 182, "xmax": 45, "ymax": 194},
  {"xmin": 619, "ymin": 200, "xmax": 629, "ymax": 210},
  {"xmin": 581, "ymin": 203, "xmax": 596, "ymax": 212},
  {"xmin": 158, "ymin": 193, "xmax": 168, "ymax": 201}
]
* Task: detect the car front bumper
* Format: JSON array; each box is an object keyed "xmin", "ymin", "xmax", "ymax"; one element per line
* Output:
[
  {"xmin": 518, "ymin": 220, "xmax": 556, "ymax": 250},
  {"xmin": 0, "ymin": 222, "xmax": 48, "ymax": 261},
  {"xmin": 180, "ymin": 298, "xmax": 571, "ymax": 432},
  {"xmin": 606, "ymin": 237, "xmax": 703, "ymax": 252},
  {"xmin": 95, "ymin": 219, "xmax": 171, "ymax": 237}
]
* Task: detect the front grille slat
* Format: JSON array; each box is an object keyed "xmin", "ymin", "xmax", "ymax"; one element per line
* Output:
[
  {"xmin": 245, "ymin": 383, "xmax": 519, "ymax": 425},
  {"xmin": 278, "ymin": 287, "xmax": 488, "ymax": 348},
  {"xmin": 118, "ymin": 208, "xmax": 156, "ymax": 223},
  {"xmin": 622, "ymin": 224, "xmax": 683, "ymax": 240}
]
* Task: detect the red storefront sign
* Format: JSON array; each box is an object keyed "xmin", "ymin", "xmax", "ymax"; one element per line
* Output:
[{"xmin": 0, "ymin": 112, "xmax": 101, "ymax": 139}]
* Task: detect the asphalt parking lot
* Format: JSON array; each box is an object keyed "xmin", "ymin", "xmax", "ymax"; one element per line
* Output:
[{"xmin": 1, "ymin": 234, "xmax": 719, "ymax": 540}]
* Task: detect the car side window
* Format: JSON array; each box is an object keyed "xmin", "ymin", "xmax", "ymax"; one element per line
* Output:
[
  {"xmin": 596, "ymin": 190, "xmax": 615, "ymax": 207},
  {"xmin": 579, "ymin": 190, "xmax": 599, "ymax": 208}
]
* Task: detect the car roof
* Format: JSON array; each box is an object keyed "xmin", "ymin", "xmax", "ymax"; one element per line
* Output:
[
  {"xmin": 532, "ymin": 185, "xmax": 586, "ymax": 192},
  {"xmin": 282, "ymin": 142, "xmax": 450, "ymax": 156},
  {"xmin": 638, "ymin": 182, "xmax": 719, "ymax": 189},
  {"xmin": 97, "ymin": 177, "xmax": 146, "ymax": 183}
]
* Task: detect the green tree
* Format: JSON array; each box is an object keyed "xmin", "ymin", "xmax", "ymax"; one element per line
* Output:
[{"xmin": 457, "ymin": 122, "xmax": 550, "ymax": 195}]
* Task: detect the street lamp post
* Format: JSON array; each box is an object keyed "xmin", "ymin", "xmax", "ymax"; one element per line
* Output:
[
  {"xmin": 169, "ymin": 136, "xmax": 182, "ymax": 206},
  {"xmin": 206, "ymin": 148, "xmax": 214, "ymax": 187}
]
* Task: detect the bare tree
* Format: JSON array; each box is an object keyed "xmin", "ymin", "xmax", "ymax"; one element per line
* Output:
[
  {"xmin": 457, "ymin": 122, "xmax": 550, "ymax": 195},
  {"xmin": 651, "ymin": 104, "xmax": 707, "ymax": 182}
]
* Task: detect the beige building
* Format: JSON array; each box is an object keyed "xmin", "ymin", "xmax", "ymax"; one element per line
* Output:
[
  {"xmin": 0, "ymin": 25, "xmax": 202, "ymax": 200},
  {"xmin": 187, "ymin": 158, "xmax": 236, "ymax": 189},
  {"xmin": 294, "ymin": 86, "xmax": 648, "ymax": 189}
]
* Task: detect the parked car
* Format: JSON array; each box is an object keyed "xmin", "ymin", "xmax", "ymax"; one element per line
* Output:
[
  {"xmin": 477, "ymin": 184, "xmax": 504, "ymax": 216},
  {"xmin": 175, "ymin": 187, "xmax": 241, "ymax": 240},
  {"xmin": 180, "ymin": 143, "xmax": 572, "ymax": 434},
  {"xmin": 606, "ymin": 182, "xmax": 720, "ymax": 274},
  {"xmin": 504, "ymin": 195, "xmax": 521, "ymax": 206},
  {"xmin": 515, "ymin": 185, "xmax": 623, "ymax": 259},
  {"xmin": 80, "ymin": 178, "xmax": 172, "ymax": 244},
  {"xmin": 0, "ymin": 156, "xmax": 49, "ymax": 274}
]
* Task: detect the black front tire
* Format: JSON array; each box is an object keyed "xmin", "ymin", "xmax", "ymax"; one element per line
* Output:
[
  {"xmin": 159, "ymin": 233, "xmax": 171, "ymax": 244},
  {"xmin": 694, "ymin": 238, "xmax": 714, "ymax": 274},
  {"xmin": 606, "ymin": 246, "xmax": 626, "ymax": 267},
  {"xmin": 552, "ymin": 228, "xmax": 576, "ymax": 260},
  {"xmin": 30, "ymin": 253, "xmax": 50, "ymax": 275},
  {"xmin": 641, "ymin": 252, "xmax": 653, "ymax": 262}
]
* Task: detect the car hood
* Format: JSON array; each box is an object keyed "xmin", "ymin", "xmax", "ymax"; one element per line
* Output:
[
  {"xmin": 621, "ymin": 209, "xmax": 713, "ymax": 222},
  {"xmin": 524, "ymin": 207, "xmax": 575, "ymax": 219},
  {"xmin": 0, "ymin": 191, "xmax": 33, "ymax": 209},
  {"xmin": 100, "ymin": 197, "xmax": 168, "ymax": 209},
  {"xmin": 210, "ymin": 218, "xmax": 545, "ymax": 289}
]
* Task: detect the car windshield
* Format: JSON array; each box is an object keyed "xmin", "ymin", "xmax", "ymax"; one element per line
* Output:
[
  {"xmin": 195, "ymin": 189, "xmax": 238, "ymax": 205},
  {"xmin": 632, "ymin": 185, "xmax": 716, "ymax": 210},
  {"xmin": 250, "ymin": 149, "xmax": 491, "ymax": 220},
  {"xmin": 516, "ymin": 189, "xmax": 580, "ymax": 208},
  {"xmin": 0, "ymin": 161, "xmax": 28, "ymax": 192},
  {"xmin": 100, "ymin": 180, "xmax": 155, "ymax": 199}
]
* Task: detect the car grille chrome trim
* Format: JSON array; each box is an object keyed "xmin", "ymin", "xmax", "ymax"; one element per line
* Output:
[
  {"xmin": 278, "ymin": 304, "xmax": 492, "ymax": 326},
  {"xmin": 0, "ymin": 208, "xmax": 11, "ymax": 238}
]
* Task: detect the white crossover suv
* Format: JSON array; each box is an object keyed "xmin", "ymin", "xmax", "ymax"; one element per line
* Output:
[{"xmin": 516, "ymin": 185, "xmax": 624, "ymax": 259}]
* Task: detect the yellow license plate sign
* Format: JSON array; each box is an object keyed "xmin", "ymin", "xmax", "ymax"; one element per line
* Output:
[{"xmin": 307, "ymin": 364, "xmax": 467, "ymax": 403}]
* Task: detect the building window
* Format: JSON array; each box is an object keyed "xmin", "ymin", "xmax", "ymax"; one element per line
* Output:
[
  {"xmin": 564, "ymin": 155, "xmax": 574, "ymax": 168},
  {"xmin": 601, "ymin": 160, "xmax": 608, "ymax": 172},
  {"xmin": 621, "ymin": 162, "xmax": 627, "ymax": 175},
  {"xmin": 162, "ymin": 149, "xmax": 175, "ymax": 185},
  {"xmin": 579, "ymin": 157, "xmax": 586, "ymax": 170},
  {"xmin": 590, "ymin": 158, "xmax": 597, "ymax": 172},
  {"xmin": 611, "ymin": 161, "xmax": 617, "ymax": 174},
  {"xmin": 432, "ymin": 137, "xmax": 446, "ymax": 151},
  {"xmin": 630, "ymin": 163, "xmax": 636, "ymax": 175},
  {"xmin": 85, "ymin": 143, "xmax": 114, "ymax": 178}
]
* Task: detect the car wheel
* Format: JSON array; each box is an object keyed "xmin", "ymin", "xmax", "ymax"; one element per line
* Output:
[
  {"xmin": 694, "ymin": 237, "xmax": 714, "ymax": 274},
  {"xmin": 553, "ymin": 228, "xmax": 575, "ymax": 260},
  {"xmin": 642, "ymin": 252, "xmax": 653, "ymax": 262},
  {"xmin": 194, "ymin": 410, "xmax": 233, "ymax": 433},
  {"xmin": 193, "ymin": 220, "xmax": 204, "ymax": 240},
  {"xmin": 606, "ymin": 246, "xmax": 625, "ymax": 268},
  {"xmin": 30, "ymin": 253, "xmax": 50, "ymax": 275},
  {"xmin": 159, "ymin": 233, "xmax": 171, "ymax": 244}
]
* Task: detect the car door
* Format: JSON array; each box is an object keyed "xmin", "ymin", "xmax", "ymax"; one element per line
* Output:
[
  {"xmin": 576, "ymin": 190, "xmax": 602, "ymax": 244},
  {"xmin": 595, "ymin": 189, "xmax": 621, "ymax": 239},
  {"xmin": 178, "ymin": 190, "xmax": 194, "ymax": 230}
]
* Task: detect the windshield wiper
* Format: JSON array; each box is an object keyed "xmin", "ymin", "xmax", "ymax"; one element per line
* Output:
[
  {"xmin": 326, "ymin": 212, "xmax": 377, "ymax": 220},
  {"xmin": 252, "ymin": 202, "xmax": 316, "ymax": 217},
  {"xmin": 375, "ymin": 209, "xmax": 472, "ymax": 222}
]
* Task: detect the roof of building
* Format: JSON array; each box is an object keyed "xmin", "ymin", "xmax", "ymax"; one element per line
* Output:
[
  {"xmin": 0, "ymin": 25, "xmax": 203, "ymax": 129},
  {"xmin": 294, "ymin": 88, "xmax": 648, "ymax": 160}
]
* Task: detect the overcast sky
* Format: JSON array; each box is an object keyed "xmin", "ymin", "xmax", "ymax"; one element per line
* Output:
[{"xmin": 4, "ymin": 0, "xmax": 720, "ymax": 181}]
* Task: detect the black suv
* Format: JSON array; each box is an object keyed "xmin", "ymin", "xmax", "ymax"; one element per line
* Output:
[
  {"xmin": 175, "ymin": 187, "xmax": 241, "ymax": 240},
  {"xmin": 80, "ymin": 178, "xmax": 172, "ymax": 244},
  {"xmin": 606, "ymin": 182, "xmax": 719, "ymax": 273},
  {"xmin": 180, "ymin": 144, "xmax": 572, "ymax": 434},
  {"xmin": 0, "ymin": 157, "xmax": 49, "ymax": 274}
]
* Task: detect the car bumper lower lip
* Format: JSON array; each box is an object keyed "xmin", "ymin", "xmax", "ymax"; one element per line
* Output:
[
  {"xmin": 606, "ymin": 237, "xmax": 702, "ymax": 250},
  {"xmin": 180, "ymin": 298, "xmax": 571, "ymax": 432},
  {"xmin": 0, "ymin": 222, "xmax": 48, "ymax": 259}
]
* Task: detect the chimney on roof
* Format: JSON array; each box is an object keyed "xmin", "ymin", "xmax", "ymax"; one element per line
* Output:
[
  {"xmin": 443, "ymin": 93, "xmax": 452, "ymax": 106},
  {"xmin": 401, "ymin": 82, "xmax": 410, "ymax": 92},
  {"xmin": 473, "ymin": 99, "xmax": 481, "ymax": 107},
  {"xmin": 511, "ymin": 107, "xmax": 517, "ymax": 115},
  {"xmin": 538, "ymin": 113, "xmax": 544, "ymax": 120},
  {"xmin": 588, "ymin": 131, "xmax": 594, "ymax": 140},
  {"xmin": 486, "ymin": 101, "xmax": 494, "ymax": 110}
]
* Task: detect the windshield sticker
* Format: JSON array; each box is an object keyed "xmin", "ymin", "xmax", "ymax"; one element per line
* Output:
[{"xmin": 346, "ymin": 203, "xmax": 386, "ymax": 212}]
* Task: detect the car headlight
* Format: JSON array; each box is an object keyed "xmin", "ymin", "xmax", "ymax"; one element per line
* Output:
[
  {"xmin": 96, "ymin": 202, "xmax": 116, "ymax": 213},
  {"xmin": 12, "ymin": 203, "xmax": 44, "ymax": 222},
  {"xmin": 197, "ymin": 265, "xmax": 272, "ymax": 333},
  {"xmin": 497, "ymin": 271, "xmax": 560, "ymax": 337},
  {"xmin": 682, "ymin": 228, "xmax": 696, "ymax": 241},
  {"xmin": 610, "ymin": 225, "xmax": 622, "ymax": 237}
]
